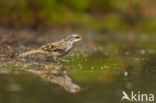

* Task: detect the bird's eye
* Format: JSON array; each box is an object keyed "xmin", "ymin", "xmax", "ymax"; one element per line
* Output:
[{"xmin": 75, "ymin": 36, "xmax": 80, "ymax": 38}]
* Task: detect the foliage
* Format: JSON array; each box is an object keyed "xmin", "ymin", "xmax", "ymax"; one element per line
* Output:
[{"xmin": 0, "ymin": 0, "xmax": 156, "ymax": 32}]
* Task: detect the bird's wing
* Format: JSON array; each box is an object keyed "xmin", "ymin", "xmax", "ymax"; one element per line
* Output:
[{"xmin": 41, "ymin": 41, "xmax": 66, "ymax": 53}]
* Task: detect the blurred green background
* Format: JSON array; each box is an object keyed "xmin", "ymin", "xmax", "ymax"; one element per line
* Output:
[
  {"xmin": 0, "ymin": 0, "xmax": 156, "ymax": 33},
  {"xmin": 1, "ymin": 1, "xmax": 156, "ymax": 103}
]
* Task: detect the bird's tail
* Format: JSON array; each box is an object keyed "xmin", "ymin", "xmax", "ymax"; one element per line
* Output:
[{"xmin": 18, "ymin": 49, "xmax": 43, "ymax": 58}]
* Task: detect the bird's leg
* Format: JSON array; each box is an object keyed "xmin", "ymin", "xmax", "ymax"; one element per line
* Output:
[
  {"xmin": 46, "ymin": 54, "xmax": 59, "ymax": 63},
  {"xmin": 53, "ymin": 57, "xmax": 60, "ymax": 64}
]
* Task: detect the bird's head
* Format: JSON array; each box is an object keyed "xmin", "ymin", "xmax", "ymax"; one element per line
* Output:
[{"xmin": 65, "ymin": 34, "xmax": 81, "ymax": 44}]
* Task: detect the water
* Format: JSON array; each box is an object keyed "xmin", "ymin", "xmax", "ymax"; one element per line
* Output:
[
  {"xmin": 0, "ymin": 67, "xmax": 156, "ymax": 103},
  {"xmin": 0, "ymin": 53, "xmax": 156, "ymax": 103},
  {"xmin": 0, "ymin": 31, "xmax": 156, "ymax": 103}
]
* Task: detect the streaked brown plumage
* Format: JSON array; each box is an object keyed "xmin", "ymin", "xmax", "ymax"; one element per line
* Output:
[{"xmin": 18, "ymin": 34, "xmax": 81, "ymax": 62}]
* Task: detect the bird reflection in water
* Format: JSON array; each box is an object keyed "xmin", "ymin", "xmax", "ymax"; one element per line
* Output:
[{"xmin": 26, "ymin": 66, "xmax": 80, "ymax": 93}]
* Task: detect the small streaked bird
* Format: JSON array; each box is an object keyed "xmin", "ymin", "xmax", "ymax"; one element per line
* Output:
[{"xmin": 18, "ymin": 34, "xmax": 81, "ymax": 62}]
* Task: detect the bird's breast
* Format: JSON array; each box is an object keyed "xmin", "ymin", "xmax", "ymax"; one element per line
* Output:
[{"xmin": 65, "ymin": 45, "xmax": 73, "ymax": 52}]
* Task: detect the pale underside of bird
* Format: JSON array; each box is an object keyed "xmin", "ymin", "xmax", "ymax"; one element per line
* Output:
[{"xmin": 18, "ymin": 34, "xmax": 81, "ymax": 62}]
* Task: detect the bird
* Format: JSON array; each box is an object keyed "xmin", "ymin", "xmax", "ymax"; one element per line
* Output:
[{"xmin": 18, "ymin": 34, "xmax": 81, "ymax": 63}]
